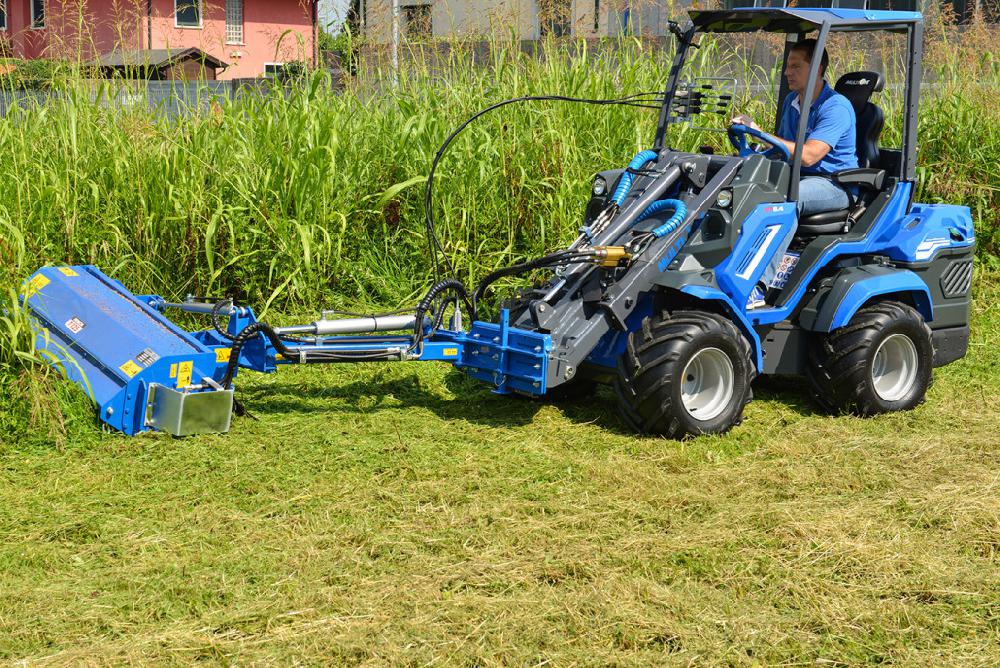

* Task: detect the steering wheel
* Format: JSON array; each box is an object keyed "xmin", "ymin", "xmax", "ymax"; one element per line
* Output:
[{"xmin": 728, "ymin": 123, "xmax": 792, "ymax": 161}]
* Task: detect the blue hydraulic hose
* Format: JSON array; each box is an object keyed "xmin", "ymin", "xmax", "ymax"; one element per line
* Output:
[
  {"xmin": 635, "ymin": 199, "xmax": 687, "ymax": 238},
  {"xmin": 611, "ymin": 149, "xmax": 659, "ymax": 206}
]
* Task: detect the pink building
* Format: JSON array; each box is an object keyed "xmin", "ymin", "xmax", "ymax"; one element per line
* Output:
[{"xmin": 0, "ymin": 0, "xmax": 318, "ymax": 80}]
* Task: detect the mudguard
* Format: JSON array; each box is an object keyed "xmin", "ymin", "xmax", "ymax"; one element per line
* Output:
[
  {"xmin": 799, "ymin": 265, "xmax": 933, "ymax": 333},
  {"xmin": 679, "ymin": 285, "xmax": 764, "ymax": 372}
]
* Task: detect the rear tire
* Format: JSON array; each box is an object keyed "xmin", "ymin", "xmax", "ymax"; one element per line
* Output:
[
  {"xmin": 807, "ymin": 301, "xmax": 933, "ymax": 415},
  {"xmin": 614, "ymin": 310, "xmax": 755, "ymax": 438}
]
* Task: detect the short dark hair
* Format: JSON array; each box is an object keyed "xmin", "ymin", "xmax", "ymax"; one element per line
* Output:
[{"xmin": 790, "ymin": 38, "xmax": 830, "ymax": 74}]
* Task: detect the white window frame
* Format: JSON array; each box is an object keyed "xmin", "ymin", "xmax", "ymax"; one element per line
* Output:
[
  {"xmin": 264, "ymin": 62, "xmax": 285, "ymax": 79},
  {"xmin": 226, "ymin": 0, "xmax": 244, "ymax": 45},
  {"xmin": 175, "ymin": 0, "xmax": 203, "ymax": 29},
  {"xmin": 31, "ymin": 0, "xmax": 45, "ymax": 30}
]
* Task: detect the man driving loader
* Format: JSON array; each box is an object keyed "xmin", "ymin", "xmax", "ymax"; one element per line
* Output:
[{"xmin": 732, "ymin": 38, "xmax": 858, "ymax": 292}]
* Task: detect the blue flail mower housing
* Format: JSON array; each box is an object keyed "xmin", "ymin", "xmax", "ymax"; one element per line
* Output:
[
  {"xmin": 23, "ymin": 266, "xmax": 236, "ymax": 436},
  {"xmin": 22, "ymin": 266, "xmax": 553, "ymax": 436}
]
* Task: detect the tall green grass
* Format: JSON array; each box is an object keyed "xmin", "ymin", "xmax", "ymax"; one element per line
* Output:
[{"xmin": 0, "ymin": 29, "xmax": 997, "ymax": 384}]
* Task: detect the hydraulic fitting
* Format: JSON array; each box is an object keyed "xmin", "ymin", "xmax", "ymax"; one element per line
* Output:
[{"xmin": 591, "ymin": 246, "xmax": 633, "ymax": 268}]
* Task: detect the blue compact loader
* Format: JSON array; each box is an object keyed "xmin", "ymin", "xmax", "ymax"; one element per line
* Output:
[{"xmin": 24, "ymin": 3, "xmax": 975, "ymax": 438}]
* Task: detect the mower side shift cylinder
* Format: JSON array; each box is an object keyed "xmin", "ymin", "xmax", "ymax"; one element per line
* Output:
[{"xmin": 275, "ymin": 314, "xmax": 418, "ymax": 337}]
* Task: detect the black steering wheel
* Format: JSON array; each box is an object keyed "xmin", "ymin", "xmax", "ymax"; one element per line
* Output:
[{"xmin": 728, "ymin": 123, "xmax": 792, "ymax": 161}]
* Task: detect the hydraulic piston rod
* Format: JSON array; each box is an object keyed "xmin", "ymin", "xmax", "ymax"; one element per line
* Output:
[{"xmin": 274, "ymin": 314, "xmax": 418, "ymax": 337}]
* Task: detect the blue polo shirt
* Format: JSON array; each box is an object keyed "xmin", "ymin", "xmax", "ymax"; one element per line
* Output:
[{"xmin": 777, "ymin": 82, "xmax": 858, "ymax": 175}]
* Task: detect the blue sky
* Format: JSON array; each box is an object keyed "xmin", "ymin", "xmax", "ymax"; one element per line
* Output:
[{"xmin": 319, "ymin": 0, "xmax": 351, "ymax": 31}]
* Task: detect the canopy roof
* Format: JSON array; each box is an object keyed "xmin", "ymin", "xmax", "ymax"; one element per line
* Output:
[{"xmin": 689, "ymin": 8, "xmax": 922, "ymax": 34}]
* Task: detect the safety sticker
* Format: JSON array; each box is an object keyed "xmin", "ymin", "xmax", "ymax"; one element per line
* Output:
[
  {"xmin": 58, "ymin": 267, "xmax": 79, "ymax": 277},
  {"xmin": 176, "ymin": 361, "xmax": 194, "ymax": 389},
  {"xmin": 65, "ymin": 317, "xmax": 86, "ymax": 334},
  {"xmin": 443, "ymin": 348, "xmax": 459, "ymax": 357},
  {"xmin": 769, "ymin": 252, "xmax": 801, "ymax": 290},
  {"xmin": 119, "ymin": 360, "xmax": 142, "ymax": 378},
  {"xmin": 215, "ymin": 348, "xmax": 232, "ymax": 363},
  {"xmin": 26, "ymin": 274, "xmax": 50, "ymax": 297},
  {"xmin": 169, "ymin": 364, "xmax": 178, "ymax": 379},
  {"xmin": 136, "ymin": 348, "xmax": 160, "ymax": 368}
]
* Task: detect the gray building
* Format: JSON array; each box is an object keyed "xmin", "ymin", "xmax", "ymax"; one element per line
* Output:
[{"xmin": 355, "ymin": 0, "xmax": 678, "ymax": 42}]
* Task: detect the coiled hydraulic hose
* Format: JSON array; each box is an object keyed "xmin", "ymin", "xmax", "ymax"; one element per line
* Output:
[
  {"xmin": 636, "ymin": 199, "xmax": 688, "ymax": 238},
  {"xmin": 610, "ymin": 149, "xmax": 660, "ymax": 206}
]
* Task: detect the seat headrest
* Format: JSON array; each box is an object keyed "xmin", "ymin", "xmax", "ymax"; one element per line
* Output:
[{"xmin": 834, "ymin": 71, "xmax": 885, "ymax": 115}]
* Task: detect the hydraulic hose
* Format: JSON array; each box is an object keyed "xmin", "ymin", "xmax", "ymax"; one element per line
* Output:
[
  {"xmin": 639, "ymin": 199, "xmax": 688, "ymax": 238},
  {"xmin": 212, "ymin": 298, "xmax": 237, "ymax": 341},
  {"xmin": 412, "ymin": 278, "xmax": 471, "ymax": 350},
  {"xmin": 471, "ymin": 250, "xmax": 598, "ymax": 320},
  {"xmin": 424, "ymin": 95, "xmax": 666, "ymax": 283},
  {"xmin": 610, "ymin": 149, "xmax": 659, "ymax": 206}
]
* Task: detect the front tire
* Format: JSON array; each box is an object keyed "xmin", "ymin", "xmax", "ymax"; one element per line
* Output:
[
  {"xmin": 807, "ymin": 301, "xmax": 933, "ymax": 415},
  {"xmin": 614, "ymin": 310, "xmax": 755, "ymax": 438}
]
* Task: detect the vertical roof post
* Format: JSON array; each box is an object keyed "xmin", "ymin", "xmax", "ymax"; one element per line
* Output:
[{"xmin": 789, "ymin": 21, "xmax": 830, "ymax": 204}]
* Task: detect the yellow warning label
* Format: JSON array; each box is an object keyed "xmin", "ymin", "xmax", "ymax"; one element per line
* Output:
[
  {"xmin": 215, "ymin": 348, "xmax": 232, "ymax": 363},
  {"xmin": 26, "ymin": 274, "xmax": 50, "ymax": 297},
  {"xmin": 176, "ymin": 361, "xmax": 194, "ymax": 388},
  {"xmin": 443, "ymin": 348, "xmax": 459, "ymax": 357},
  {"xmin": 119, "ymin": 360, "xmax": 142, "ymax": 378},
  {"xmin": 169, "ymin": 363, "xmax": 178, "ymax": 379},
  {"xmin": 58, "ymin": 267, "xmax": 79, "ymax": 277}
]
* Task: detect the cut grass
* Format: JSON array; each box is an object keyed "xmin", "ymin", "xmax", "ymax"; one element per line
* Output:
[{"xmin": 1, "ymin": 273, "xmax": 996, "ymax": 665}]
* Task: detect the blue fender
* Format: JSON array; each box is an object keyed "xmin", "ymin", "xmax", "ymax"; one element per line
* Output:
[
  {"xmin": 814, "ymin": 267, "xmax": 933, "ymax": 332},
  {"xmin": 679, "ymin": 285, "xmax": 764, "ymax": 372}
]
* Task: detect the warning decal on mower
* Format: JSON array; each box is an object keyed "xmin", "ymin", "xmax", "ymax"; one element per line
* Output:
[
  {"xmin": 176, "ymin": 361, "xmax": 194, "ymax": 388},
  {"xmin": 65, "ymin": 317, "xmax": 86, "ymax": 334},
  {"xmin": 26, "ymin": 274, "xmax": 50, "ymax": 297},
  {"xmin": 215, "ymin": 348, "xmax": 232, "ymax": 363},
  {"xmin": 120, "ymin": 360, "xmax": 142, "ymax": 378},
  {"xmin": 58, "ymin": 268, "xmax": 78, "ymax": 277}
]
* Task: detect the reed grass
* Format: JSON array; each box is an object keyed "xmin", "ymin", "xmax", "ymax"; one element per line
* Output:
[{"xmin": 0, "ymin": 21, "xmax": 997, "ymax": 409}]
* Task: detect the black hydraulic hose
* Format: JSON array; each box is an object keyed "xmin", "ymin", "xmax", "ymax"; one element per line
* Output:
[
  {"xmin": 221, "ymin": 321, "xmax": 295, "ymax": 390},
  {"xmin": 424, "ymin": 92, "xmax": 667, "ymax": 283},
  {"xmin": 411, "ymin": 278, "xmax": 471, "ymax": 350},
  {"xmin": 470, "ymin": 250, "xmax": 598, "ymax": 319},
  {"xmin": 212, "ymin": 298, "xmax": 236, "ymax": 341}
]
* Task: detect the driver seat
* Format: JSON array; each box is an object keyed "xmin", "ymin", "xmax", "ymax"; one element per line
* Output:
[{"xmin": 797, "ymin": 70, "xmax": 887, "ymax": 236}]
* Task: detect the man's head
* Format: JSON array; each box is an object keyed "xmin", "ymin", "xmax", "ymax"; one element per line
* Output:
[{"xmin": 784, "ymin": 38, "xmax": 830, "ymax": 95}]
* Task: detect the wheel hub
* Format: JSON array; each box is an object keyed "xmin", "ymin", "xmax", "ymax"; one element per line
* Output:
[
  {"xmin": 680, "ymin": 347, "xmax": 735, "ymax": 421},
  {"xmin": 871, "ymin": 333, "xmax": 919, "ymax": 402}
]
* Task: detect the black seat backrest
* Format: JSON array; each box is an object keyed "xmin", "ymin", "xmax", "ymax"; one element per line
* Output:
[{"xmin": 834, "ymin": 71, "xmax": 885, "ymax": 168}]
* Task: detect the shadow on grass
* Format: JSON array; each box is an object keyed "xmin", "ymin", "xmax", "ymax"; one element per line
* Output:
[
  {"xmin": 750, "ymin": 375, "xmax": 824, "ymax": 418},
  {"xmin": 238, "ymin": 369, "xmax": 630, "ymax": 433},
  {"xmin": 239, "ymin": 369, "xmax": 824, "ymax": 436}
]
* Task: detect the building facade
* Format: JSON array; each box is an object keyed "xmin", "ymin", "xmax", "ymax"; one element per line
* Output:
[
  {"xmin": 0, "ymin": 0, "xmax": 318, "ymax": 79},
  {"xmin": 354, "ymin": 0, "xmax": 674, "ymax": 43},
  {"xmin": 353, "ymin": 0, "xmax": 996, "ymax": 43}
]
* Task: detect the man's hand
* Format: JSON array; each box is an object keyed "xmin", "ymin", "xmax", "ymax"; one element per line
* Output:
[{"xmin": 730, "ymin": 114, "xmax": 761, "ymax": 132}]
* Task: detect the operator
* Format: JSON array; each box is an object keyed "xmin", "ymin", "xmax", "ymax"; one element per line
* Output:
[{"xmin": 731, "ymin": 38, "xmax": 858, "ymax": 301}]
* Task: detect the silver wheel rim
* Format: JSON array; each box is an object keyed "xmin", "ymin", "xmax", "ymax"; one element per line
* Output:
[
  {"xmin": 681, "ymin": 347, "xmax": 735, "ymax": 421},
  {"xmin": 871, "ymin": 333, "xmax": 919, "ymax": 402}
]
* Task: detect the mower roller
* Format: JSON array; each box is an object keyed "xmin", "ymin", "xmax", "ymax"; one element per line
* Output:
[{"xmin": 24, "ymin": 3, "xmax": 975, "ymax": 438}]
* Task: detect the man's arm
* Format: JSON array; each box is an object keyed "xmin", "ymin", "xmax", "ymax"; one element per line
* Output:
[
  {"xmin": 770, "ymin": 137, "xmax": 832, "ymax": 167},
  {"xmin": 732, "ymin": 103, "xmax": 842, "ymax": 167}
]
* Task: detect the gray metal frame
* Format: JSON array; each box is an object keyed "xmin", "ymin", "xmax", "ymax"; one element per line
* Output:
[{"xmin": 657, "ymin": 8, "xmax": 924, "ymax": 197}]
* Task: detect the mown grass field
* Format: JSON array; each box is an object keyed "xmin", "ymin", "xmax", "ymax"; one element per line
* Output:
[
  {"xmin": 1, "ymin": 274, "xmax": 997, "ymax": 665},
  {"xmin": 1, "ymin": 23, "xmax": 999, "ymax": 665}
]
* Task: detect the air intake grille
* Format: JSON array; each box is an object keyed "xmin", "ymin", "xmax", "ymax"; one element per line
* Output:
[{"xmin": 940, "ymin": 259, "xmax": 973, "ymax": 298}]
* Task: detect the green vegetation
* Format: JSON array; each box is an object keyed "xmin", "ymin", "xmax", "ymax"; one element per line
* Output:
[{"xmin": 0, "ymin": 23, "xmax": 998, "ymax": 664}]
